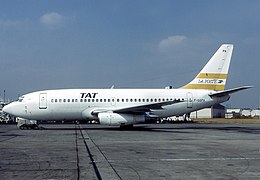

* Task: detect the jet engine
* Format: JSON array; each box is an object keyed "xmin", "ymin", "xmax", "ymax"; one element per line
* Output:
[
  {"xmin": 81, "ymin": 108, "xmax": 99, "ymax": 120},
  {"xmin": 98, "ymin": 112, "xmax": 145, "ymax": 126}
]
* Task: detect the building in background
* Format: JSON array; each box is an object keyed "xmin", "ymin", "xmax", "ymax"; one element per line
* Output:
[
  {"xmin": 190, "ymin": 104, "xmax": 225, "ymax": 119},
  {"xmin": 226, "ymin": 108, "xmax": 260, "ymax": 118}
]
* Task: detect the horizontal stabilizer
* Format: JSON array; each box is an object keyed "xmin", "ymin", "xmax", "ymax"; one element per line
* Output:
[{"xmin": 209, "ymin": 86, "xmax": 253, "ymax": 97}]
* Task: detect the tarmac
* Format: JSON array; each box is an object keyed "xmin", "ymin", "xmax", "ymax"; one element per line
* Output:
[{"xmin": 0, "ymin": 123, "xmax": 260, "ymax": 180}]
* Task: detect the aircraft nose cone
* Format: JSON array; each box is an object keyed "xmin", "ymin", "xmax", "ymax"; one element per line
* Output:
[{"xmin": 3, "ymin": 104, "xmax": 14, "ymax": 116}]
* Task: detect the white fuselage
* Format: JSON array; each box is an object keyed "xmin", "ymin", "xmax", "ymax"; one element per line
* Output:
[{"xmin": 4, "ymin": 88, "xmax": 229, "ymax": 122}]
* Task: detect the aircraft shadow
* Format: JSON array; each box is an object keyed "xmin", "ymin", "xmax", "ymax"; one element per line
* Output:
[
  {"xmin": 40, "ymin": 125, "xmax": 192, "ymax": 133},
  {"xmin": 40, "ymin": 124, "xmax": 260, "ymax": 134}
]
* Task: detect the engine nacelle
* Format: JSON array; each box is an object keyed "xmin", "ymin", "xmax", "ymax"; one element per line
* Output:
[
  {"xmin": 81, "ymin": 108, "xmax": 99, "ymax": 120},
  {"xmin": 98, "ymin": 113, "xmax": 145, "ymax": 126}
]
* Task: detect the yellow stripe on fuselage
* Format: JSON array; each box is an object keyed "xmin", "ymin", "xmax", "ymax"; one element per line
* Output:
[
  {"xmin": 181, "ymin": 84, "xmax": 225, "ymax": 91},
  {"xmin": 196, "ymin": 73, "xmax": 227, "ymax": 79}
]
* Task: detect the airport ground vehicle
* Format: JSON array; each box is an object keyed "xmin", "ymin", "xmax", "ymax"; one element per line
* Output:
[{"xmin": 17, "ymin": 118, "xmax": 39, "ymax": 130}]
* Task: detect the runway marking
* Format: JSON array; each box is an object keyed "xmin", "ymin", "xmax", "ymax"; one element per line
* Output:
[
  {"xmin": 87, "ymin": 132, "xmax": 123, "ymax": 180},
  {"xmin": 77, "ymin": 124, "xmax": 122, "ymax": 180},
  {"xmin": 75, "ymin": 124, "xmax": 102, "ymax": 180},
  {"xmin": 160, "ymin": 157, "xmax": 260, "ymax": 161},
  {"xmin": 77, "ymin": 124, "xmax": 102, "ymax": 180},
  {"xmin": 106, "ymin": 157, "xmax": 260, "ymax": 163}
]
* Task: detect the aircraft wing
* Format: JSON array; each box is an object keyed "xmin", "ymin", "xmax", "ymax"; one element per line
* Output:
[
  {"xmin": 209, "ymin": 86, "xmax": 253, "ymax": 97},
  {"xmin": 92, "ymin": 100, "xmax": 183, "ymax": 115},
  {"xmin": 114, "ymin": 100, "xmax": 183, "ymax": 114}
]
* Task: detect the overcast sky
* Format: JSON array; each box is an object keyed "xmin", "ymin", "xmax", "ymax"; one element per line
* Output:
[{"xmin": 0, "ymin": 1, "xmax": 259, "ymax": 108}]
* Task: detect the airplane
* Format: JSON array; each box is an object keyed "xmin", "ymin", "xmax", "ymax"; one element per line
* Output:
[{"xmin": 3, "ymin": 44, "xmax": 252, "ymax": 127}]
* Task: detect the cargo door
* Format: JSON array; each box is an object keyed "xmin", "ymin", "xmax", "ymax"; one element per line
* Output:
[{"xmin": 39, "ymin": 93, "xmax": 47, "ymax": 109}]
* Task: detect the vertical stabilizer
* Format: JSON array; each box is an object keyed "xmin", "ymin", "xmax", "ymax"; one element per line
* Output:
[{"xmin": 181, "ymin": 44, "xmax": 233, "ymax": 91}]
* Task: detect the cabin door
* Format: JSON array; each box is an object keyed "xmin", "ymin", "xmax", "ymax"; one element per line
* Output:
[
  {"xmin": 39, "ymin": 93, "xmax": 47, "ymax": 109},
  {"xmin": 187, "ymin": 92, "xmax": 193, "ymax": 108}
]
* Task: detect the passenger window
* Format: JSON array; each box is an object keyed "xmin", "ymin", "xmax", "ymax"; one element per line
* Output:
[
  {"xmin": 55, "ymin": 99, "xmax": 58, "ymax": 103},
  {"xmin": 87, "ymin": 99, "xmax": 90, "ymax": 102},
  {"xmin": 92, "ymin": 99, "xmax": 95, "ymax": 102},
  {"xmin": 75, "ymin": 99, "xmax": 78, "ymax": 102},
  {"xmin": 104, "ymin": 99, "xmax": 106, "ymax": 102},
  {"xmin": 63, "ymin": 99, "xmax": 66, "ymax": 103},
  {"xmin": 59, "ymin": 99, "xmax": 62, "ymax": 103},
  {"xmin": 117, "ymin": 99, "xmax": 120, "ymax": 102},
  {"xmin": 108, "ymin": 99, "xmax": 110, "ymax": 102},
  {"xmin": 122, "ymin": 99, "xmax": 124, "ymax": 102},
  {"xmin": 68, "ymin": 99, "xmax": 70, "ymax": 102},
  {"xmin": 72, "ymin": 99, "xmax": 74, "ymax": 102},
  {"xmin": 51, "ymin": 99, "xmax": 54, "ymax": 103}
]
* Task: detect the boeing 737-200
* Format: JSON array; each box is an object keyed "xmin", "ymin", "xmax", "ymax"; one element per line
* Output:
[{"xmin": 3, "ymin": 44, "xmax": 252, "ymax": 127}]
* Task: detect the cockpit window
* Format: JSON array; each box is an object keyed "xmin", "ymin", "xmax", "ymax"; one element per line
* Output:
[{"xmin": 18, "ymin": 96, "xmax": 25, "ymax": 102}]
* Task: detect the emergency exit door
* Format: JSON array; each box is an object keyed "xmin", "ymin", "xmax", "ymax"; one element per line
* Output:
[{"xmin": 39, "ymin": 93, "xmax": 47, "ymax": 109}]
